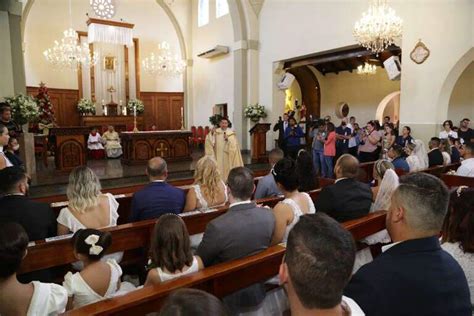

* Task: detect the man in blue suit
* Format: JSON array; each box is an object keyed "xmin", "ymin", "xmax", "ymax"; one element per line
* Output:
[
  {"xmin": 345, "ymin": 173, "xmax": 471, "ymax": 316},
  {"xmin": 129, "ymin": 157, "xmax": 185, "ymax": 222}
]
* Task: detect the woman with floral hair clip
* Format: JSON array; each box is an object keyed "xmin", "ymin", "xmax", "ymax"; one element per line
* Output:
[{"xmin": 63, "ymin": 229, "xmax": 135, "ymax": 309}]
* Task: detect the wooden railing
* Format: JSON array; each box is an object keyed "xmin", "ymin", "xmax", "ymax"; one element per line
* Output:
[{"xmin": 440, "ymin": 174, "xmax": 474, "ymax": 188}]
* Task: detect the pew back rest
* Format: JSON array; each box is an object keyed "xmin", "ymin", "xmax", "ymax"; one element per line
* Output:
[{"xmin": 441, "ymin": 174, "xmax": 474, "ymax": 188}]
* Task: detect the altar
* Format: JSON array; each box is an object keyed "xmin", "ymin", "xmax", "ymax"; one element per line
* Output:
[
  {"xmin": 121, "ymin": 130, "xmax": 192, "ymax": 165},
  {"xmin": 80, "ymin": 115, "xmax": 145, "ymax": 132}
]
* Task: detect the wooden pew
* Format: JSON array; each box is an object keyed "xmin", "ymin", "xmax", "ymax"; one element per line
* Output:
[
  {"xmin": 441, "ymin": 174, "xmax": 474, "ymax": 188},
  {"xmin": 19, "ymin": 190, "xmax": 322, "ymax": 275},
  {"xmin": 64, "ymin": 210, "xmax": 387, "ymax": 316}
]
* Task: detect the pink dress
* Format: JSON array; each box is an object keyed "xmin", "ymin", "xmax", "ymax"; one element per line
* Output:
[{"xmin": 324, "ymin": 131, "xmax": 336, "ymax": 157}]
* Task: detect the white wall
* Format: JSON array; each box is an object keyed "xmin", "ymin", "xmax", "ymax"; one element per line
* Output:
[
  {"xmin": 448, "ymin": 62, "xmax": 474, "ymax": 123},
  {"xmin": 24, "ymin": 0, "xmax": 185, "ymax": 92},
  {"xmin": 191, "ymin": 0, "xmax": 234, "ymax": 127}
]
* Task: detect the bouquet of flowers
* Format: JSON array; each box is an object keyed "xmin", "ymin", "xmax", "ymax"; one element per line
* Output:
[
  {"xmin": 244, "ymin": 103, "xmax": 267, "ymax": 123},
  {"xmin": 5, "ymin": 94, "xmax": 40, "ymax": 125},
  {"xmin": 77, "ymin": 98, "xmax": 96, "ymax": 115},
  {"xmin": 126, "ymin": 99, "xmax": 145, "ymax": 114},
  {"xmin": 209, "ymin": 114, "xmax": 232, "ymax": 128}
]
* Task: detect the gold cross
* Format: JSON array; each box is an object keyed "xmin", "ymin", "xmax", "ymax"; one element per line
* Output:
[
  {"xmin": 156, "ymin": 143, "xmax": 169, "ymax": 156},
  {"xmin": 107, "ymin": 86, "xmax": 116, "ymax": 93}
]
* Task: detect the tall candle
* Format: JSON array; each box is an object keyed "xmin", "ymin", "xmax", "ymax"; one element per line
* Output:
[
  {"xmin": 181, "ymin": 107, "xmax": 184, "ymax": 117},
  {"xmin": 102, "ymin": 99, "xmax": 105, "ymax": 105},
  {"xmin": 133, "ymin": 105, "xmax": 136, "ymax": 117}
]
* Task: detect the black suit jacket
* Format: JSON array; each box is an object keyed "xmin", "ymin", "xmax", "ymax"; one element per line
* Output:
[
  {"xmin": 314, "ymin": 178, "xmax": 372, "ymax": 222},
  {"xmin": 273, "ymin": 120, "xmax": 289, "ymax": 147},
  {"xmin": 345, "ymin": 237, "xmax": 471, "ymax": 316},
  {"xmin": 0, "ymin": 195, "xmax": 56, "ymax": 241},
  {"xmin": 428, "ymin": 148, "xmax": 444, "ymax": 167}
]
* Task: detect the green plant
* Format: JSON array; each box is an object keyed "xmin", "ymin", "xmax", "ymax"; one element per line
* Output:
[
  {"xmin": 5, "ymin": 94, "xmax": 40, "ymax": 125},
  {"xmin": 244, "ymin": 103, "xmax": 267, "ymax": 123}
]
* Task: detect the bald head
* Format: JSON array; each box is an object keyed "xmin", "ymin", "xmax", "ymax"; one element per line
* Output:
[
  {"xmin": 147, "ymin": 157, "xmax": 168, "ymax": 180},
  {"xmin": 335, "ymin": 154, "xmax": 359, "ymax": 179}
]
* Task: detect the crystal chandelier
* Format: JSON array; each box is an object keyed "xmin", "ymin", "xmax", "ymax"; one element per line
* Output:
[
  {"xmin": 353, "ymin": 0, "xmax": 403, "ymax": 54},
  {"xmin": 142, "ymin": 41, "xmax": 186, "ymax": 76},
  {"xmin": 357, "ymin": 62, "xmax": 377, "ymax": 75},
  {"xmin": 43, "ymin": 0, "xmax": 98, "ymax": 70}
]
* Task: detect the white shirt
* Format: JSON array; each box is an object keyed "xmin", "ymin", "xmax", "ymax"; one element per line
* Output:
[
  {"xmin": 456, "ymin": 158, "xmax": 474, "ymax": 177},
  {"xmin": 229, "ymin": 200, "xmax": 252, "ymax": 208},
  {"xmin": 381, "ymin": 241, "xmax": 402, "ymax": 253},
  {"xmin": 439, "ymin": 130, "xmax": 458, "ymax": 139}
]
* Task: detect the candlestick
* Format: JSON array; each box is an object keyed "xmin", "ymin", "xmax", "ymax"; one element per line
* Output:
[
  {"xmin": 180, "ymin": 107, "xmax": 184, "ymax": 130},
  {"xmin": 133, "ymin": 105, "xmax": 138, "ymax": 132},
  {"xmin": 104, "ymin": 105, "xmax": 108, "ymax": 116}
]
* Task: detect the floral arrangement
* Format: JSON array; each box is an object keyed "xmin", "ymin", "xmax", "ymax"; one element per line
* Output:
[
  {"xmin": 4, "ymin": 94, "xmax": 40, "ymax": 125},
  {"xmin": 209, "ymin": 114, "xmax": 232, "ymax": 128},
  {"xmin": 244, "ymin": 103, "xmax": 267, "ymax": 123},
  {"xmin": 127, "ymin": 99, "xmax": 145, "ymax": 114},
  {"xmin": 77, "ymin": 98, "xmax": 96, "ymax": 115}
]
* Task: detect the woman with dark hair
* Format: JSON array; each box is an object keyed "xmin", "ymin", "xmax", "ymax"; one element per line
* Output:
[
  {"xmin": 0, "ymin": 123, "xmax": 13, "ymax": 170},
  {"xmin": 0, "ymin": 222, "xmax": 68, "ymax": 315},
  {"xmin": 382, "ymin": 123, "xmax": 396, "ymax": 158},
  {"xmin": 439, "ymin": 120, "xmax": 458, "ymax": 140},
  {"xmin": 441, "ymin": 187, "xmax": 474, "ymax": 306},
  {"xmin": 63, "ymin": 229, "xmax": 134, "ymax": 309},
  {"xmin": 270, "ymin": 158, "xmax": 316, "ymax": 245},
  {"xmin": 160, "ymin": 288, "xmax": 228, "ymax": 316},
  {"xmin": 296, "ymin": 149, "xmax": 318, "ymax": 192},
  {"xmin": 395, "ymin": 126, "xmax": 413, "ymax": 147},
  {"xmin": 323, "ymin": 122, "xmax": 336, "ymax": 178},
  {"xmin": 145, "ymin": 214, "xmax": 203, "ymax": 286},
  {"xmin": 358, "ymin": 121, "xmax": 382, "ymax": 163},
  {"xmin": 4, "ymin": 137, "xmax": 24, "ymax": 168}
]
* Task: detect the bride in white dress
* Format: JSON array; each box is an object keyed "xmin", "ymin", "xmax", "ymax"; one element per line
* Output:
[
  {"xmin": 405, "ymin": 139, "xmax": 429, "ymax": 172},
  {"xmin": 63, "ymin": 229, "xmax": 135, "ymax": 310},
  {"xmin": 0, "ymin": 223, "xmax": 68, "ymax": 316}
]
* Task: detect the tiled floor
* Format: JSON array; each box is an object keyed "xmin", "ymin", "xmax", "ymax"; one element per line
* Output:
[{"xmin": 30, "ymin": 150, "xmax": 268, "ymax": 198}]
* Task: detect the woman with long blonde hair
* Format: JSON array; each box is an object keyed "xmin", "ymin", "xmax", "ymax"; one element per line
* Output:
[
  {"xmin": 183, "ymin": 156, "xmax": 227, "ymax": 212},
  {"xmin": 57, "ymin": 166, "xmax": 120, "ymax": 235}
]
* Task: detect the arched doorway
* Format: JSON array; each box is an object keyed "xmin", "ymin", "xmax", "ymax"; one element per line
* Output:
[
  {"xmin": 287, "ymin": 66, "xmax": 321, "ymax": 119},
  {"xmin": 447, "ymin": 61, "xmax": 474, "ymax": 122},
  {"xmin": 376, "ymin": 91, "xmax": 400, "ymax": 124}
]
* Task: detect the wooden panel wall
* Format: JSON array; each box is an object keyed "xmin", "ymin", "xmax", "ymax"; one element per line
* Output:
[
  {"xmin": 27, "ymin": 87, "xmax": 80, "ymax": 127},
  {"xmin": 140, "ymin": 92, "xmax": 184, "ymax": 130}
]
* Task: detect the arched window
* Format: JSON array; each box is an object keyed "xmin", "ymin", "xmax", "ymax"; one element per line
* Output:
[
  {"xmin": 198, "ymin": 0, "xmax": 209, "ymax": 27},
  {"xmin": 216, "ymin": 0, "xmax": 229, "ymax": 18}
]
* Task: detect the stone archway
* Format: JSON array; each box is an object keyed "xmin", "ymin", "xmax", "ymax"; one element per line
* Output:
[
  {"xmin": 288, "ymin": 66, "xmax": 321, "ymax": 118},
  {"xmin": 376, "ymin": 91, "xmax": 401, "ymax": 123}
]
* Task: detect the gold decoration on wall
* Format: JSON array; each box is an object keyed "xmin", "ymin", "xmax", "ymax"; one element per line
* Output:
[{"xmin": 410, "ymin": 40, "xmax": 430, "ymax": 64}]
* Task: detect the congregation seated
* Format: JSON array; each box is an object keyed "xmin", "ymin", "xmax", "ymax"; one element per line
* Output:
[
  {"xmin": 345, "ymin": 173, "xmax": 471, "ymax": 315},
  {"xmin": 102, "ymin": 125, "xmax": 123, "ymax": 158},
  {"xmin": 280, "ymin": 214, "xmax": 364, "ymax": 316},
  {"xmin": 296, "ymin": 149, "xmax": 318, "ymax": 191},
  {"xmin": 270, "ymin": 158, "xmax": 316, "ymax": 245},
  {"xmin": 183, "ymin": 156, "xmax": 227, "ymax": 212},
  {"xmin": 87, "ymin": 127, "xmax": 105, "ymax": 160},
  {"xmin": 0, "ymin": 223, "xmax": 68, "ymax": 315},
  {"xmin": 4, "ymin": 137, "xmax": 24, "ymax": 169},
  {"xmin": 315, "ymin": 154, "xmax": 372, "ymax": 222},
  {"xmin": 145, "ymin": 214, "xmax": 203, "ymax": 286},
  {"xmin": 57, "ymin": 166, "xmax": 120, "ymax": 235},
  {"xmin": 441, "ymin": 187, "xmax": 474, "ymax": 307},
  {"xmin": 63, "ymin": 229, "xmax": 135, "ymax": 310},
  {"xmin": 130, "ymin": 157, "xmax": 185, "ymax": 222},
  {"xmin": 159, "ymin": 288, "xmax": 229, "ymax": 316},
  {"xmin": 254, "ymin": 148, "xmax": 283, "ymax": 199},
  {"xmin": 387, "ymin": 144, "xmax": 409, "ymax": 172},
  {"xmin": 196, "ymin": 166, "xmax": 275, "ymax": 313},
  {"xmin": 457, "ymin": 142, "xmax": 474, "ymax": 177},
  {"xmin": 0, "ymin": 123, "xmax": 13, "ymax": 170},
  {"xmin": 440, "ymin": 138, "xmax": 452, "ymax": 165},
  {"xmin": 428, "ymin": 137, "xmax": 444, "ymax": 167}
]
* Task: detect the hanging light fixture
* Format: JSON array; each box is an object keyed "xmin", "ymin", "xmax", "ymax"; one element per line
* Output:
[
  {"xmin": 353, "ymin": 0, "xmax": 403, "ymax": 54},
  {"xmin": 43, "ymin": 0, "xmax": 98, "ymax": 70},
  {"xmin": 142, "ymin": 41, "xmax": 186, "ymax": 76},
  {"xmin": 357, "ymin": 62, "xmax": 377, "ymax": 75}
]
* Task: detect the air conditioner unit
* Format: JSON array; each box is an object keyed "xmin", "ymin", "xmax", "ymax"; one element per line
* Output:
[
  {"xmin": 277, "ymin": 72, "xmax": 295, "ymax": 90},
  {"xmin": 383, "ymin": 56, "xmax": 401, "ymax": 81},
  {"xmin": 197, "ymin": 45, "xmax": 229, "ymax": 58}
]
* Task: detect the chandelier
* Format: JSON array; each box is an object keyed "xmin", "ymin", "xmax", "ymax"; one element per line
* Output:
[
  {"xmin": 43, "ymin": 0, "xmax": 98, "ymax": 70},
  {"xmin": 357, "ymin": 62, "xmax": 377, "ymax": 75},
  {"xmin": 142, "ymin": 42, "xmax": 186, "ymax": 76},
  {"xmin": 353, "ymin": 0, "xmax": 403, "ymax": 54}
]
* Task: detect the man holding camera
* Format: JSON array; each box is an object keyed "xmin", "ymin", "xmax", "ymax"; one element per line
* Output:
[{"xmin": 273, "ymin": 112, "xmax": 289, "ymax": 155}]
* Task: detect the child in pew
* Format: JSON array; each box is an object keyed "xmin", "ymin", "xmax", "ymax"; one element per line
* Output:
[
  {"xmin": 145, "ymin": 214, "xmax": 204, "ymax": 286},
  {"xmin": 0, "ymin": 223, "xmax": 68, "ymax": 316},
  {"xmin": 63, "ymin": 229, "xmax": 135, "ymax": 310}
]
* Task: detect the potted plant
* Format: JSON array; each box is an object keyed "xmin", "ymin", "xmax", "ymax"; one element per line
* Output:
[
  {"xmin": 77, "ymin": 98, "xmax": 96, "ymax": 115},
  {"xmin": 244, "ymin": 103, "xmax": 267, "ymax": 123},
  {"xmin": 5, "ymin": 94, "xmax": 40, "ymax": 132},
  {"xmin": 126, "ymin": 99, "xmax": 145, "ymax": 115}
]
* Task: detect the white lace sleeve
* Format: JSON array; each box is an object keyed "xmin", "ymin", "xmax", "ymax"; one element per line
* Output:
[
  {"xmin": 62, "ymin": 272, "xmax": 76, "ymax": 297},
  {"xmin": 56, "ymin": 208, "xmax": 73, "ymax": 231},
  {"xmin": 107, "ymin": 193, "xmax": 120, "ymax": 225}
]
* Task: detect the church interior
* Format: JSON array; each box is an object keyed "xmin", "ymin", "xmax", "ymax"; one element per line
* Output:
[{"xmin": 0, "ymin": 0, "xmax": 473, "ymax": 315}]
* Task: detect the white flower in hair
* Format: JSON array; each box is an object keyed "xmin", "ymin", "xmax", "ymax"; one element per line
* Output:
[{"xmin": 84, "ymin": 234, "xmax": 103, "ymax": 256}]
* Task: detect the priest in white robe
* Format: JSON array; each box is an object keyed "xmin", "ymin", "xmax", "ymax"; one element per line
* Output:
[
  {"xmin": 205, "ymin": 118, "xmax": 244, "ymax": 180},
  {"xmin": 102, "ymin": 125, "xmax": 123, "ymax": 158}
]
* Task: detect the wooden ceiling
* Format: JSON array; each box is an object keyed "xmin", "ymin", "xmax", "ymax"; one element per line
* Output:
[{"xmin": 283, "ymin": 44, "xmax": 402, "ymax": 76}]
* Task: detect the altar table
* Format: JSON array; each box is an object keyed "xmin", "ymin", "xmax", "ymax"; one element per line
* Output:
[
  {"xmin": 50, "ymin": 127, "xmax": 90, "ymax": 171},
  {"xmin": 121, "ymin": 130, "xmax": 192, "ymax": 164},
  {"xmin": 80, "ymin": 115, "xmax": 145, "ymax": 132}
]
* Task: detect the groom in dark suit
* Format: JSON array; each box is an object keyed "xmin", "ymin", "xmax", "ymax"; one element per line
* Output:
[
  {"xmin": 273, "ymin": 112, "xmax": 289, "ymax": 155},
  {"xmin": 345, "ymin": 173, "xmax": 471, "ymax": 316},
  {"xmin": 197, "ymin": 166, "xmax": 275, "ymax": 313},
  {"xmin": 129, "ymin": 157, "xmax": 185, "ymax": 222}
]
